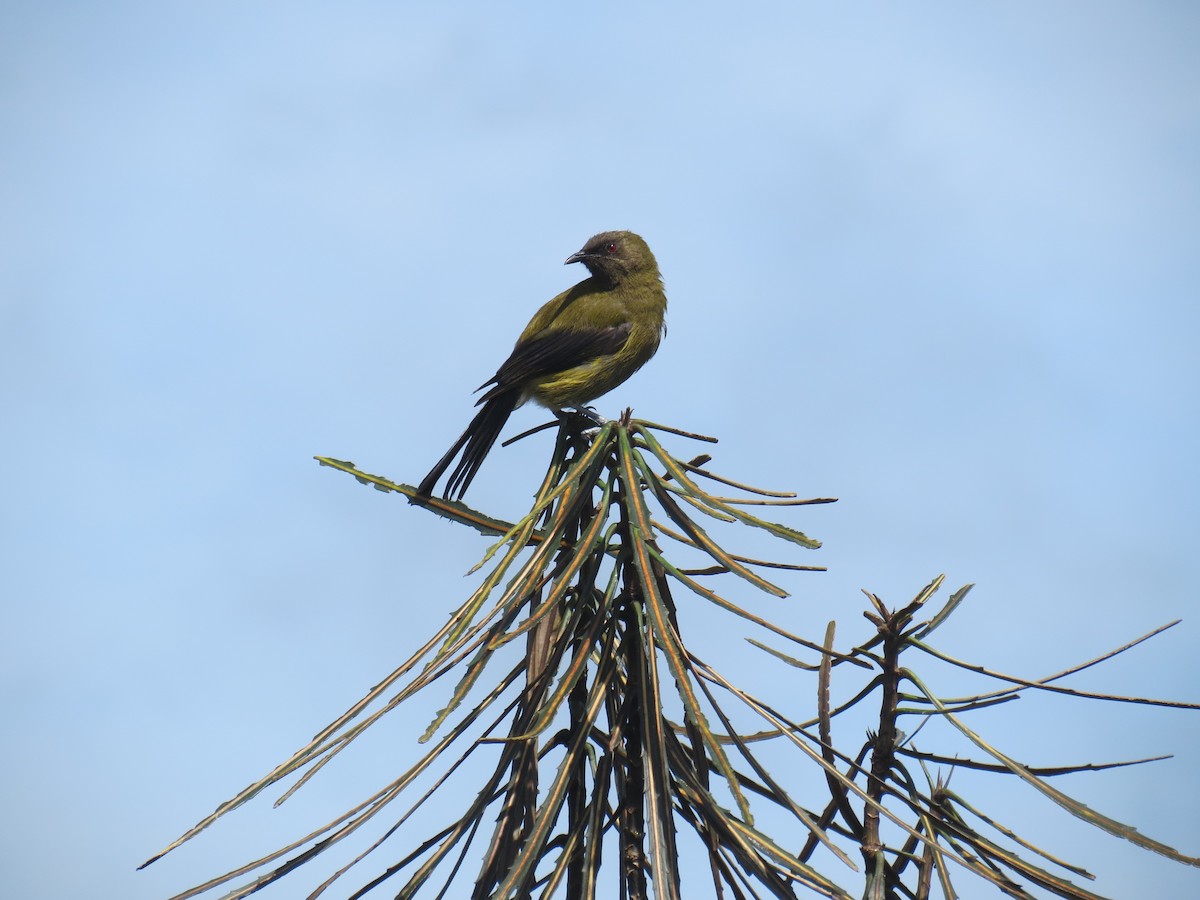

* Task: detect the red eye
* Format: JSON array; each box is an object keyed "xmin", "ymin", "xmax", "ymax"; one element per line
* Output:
[{"xmin": 606, "ymin": 242, "xmax": 618, "ymax": 254}]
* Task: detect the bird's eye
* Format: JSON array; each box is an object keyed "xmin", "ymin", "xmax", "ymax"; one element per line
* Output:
[{"xmin": 606, "ymin": 242, "xmax": 618, "ymax": 254}]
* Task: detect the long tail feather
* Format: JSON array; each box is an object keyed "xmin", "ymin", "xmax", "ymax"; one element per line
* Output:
[{"xmin": 416, "ymin": 391, "xmax": 520, "ymax": 500}]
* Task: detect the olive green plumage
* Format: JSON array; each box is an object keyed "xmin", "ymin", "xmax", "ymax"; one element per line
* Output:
[{"xmin": 417, "ymin": 230, "xmax": 667, "ymax": 501}]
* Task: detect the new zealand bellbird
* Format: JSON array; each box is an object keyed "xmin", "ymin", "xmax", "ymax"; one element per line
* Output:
[{"xmin": 416, "ymin": 230, "xmax": 667, "ymax": 500}]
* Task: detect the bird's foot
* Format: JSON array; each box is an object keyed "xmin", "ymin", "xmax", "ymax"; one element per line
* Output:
[
  {"xmin": 571, "ymin": 405, "xmax": 609, "ymax": 426},
  {"xmin": 554, "ymin": 406, "xmax": 608, "ymax": 441}
]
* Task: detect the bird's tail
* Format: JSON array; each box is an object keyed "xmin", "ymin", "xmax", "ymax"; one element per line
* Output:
[{"xmin": 416, "ymin": 391, "xmax": 521, "ymax": 500}]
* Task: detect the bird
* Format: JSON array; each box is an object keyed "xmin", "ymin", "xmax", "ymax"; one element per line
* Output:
[{"xmin": 416, "ymin": 230, "xmax": 667, "ymax": 501}]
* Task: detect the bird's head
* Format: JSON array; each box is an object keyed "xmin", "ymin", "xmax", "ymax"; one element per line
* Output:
[{"xmin": 565, "ymin": 230, "xmax": 658, "ymax": 283}]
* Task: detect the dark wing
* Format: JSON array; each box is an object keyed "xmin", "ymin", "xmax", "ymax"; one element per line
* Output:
[{"xmin": 476, "ymin": 323, "xmax": 632, "ymax": 404}]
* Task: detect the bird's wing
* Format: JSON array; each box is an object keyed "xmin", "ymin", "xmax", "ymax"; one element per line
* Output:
[{"xmin": 477, "ymin": 323, "xmax": 632, "ymax": 403}]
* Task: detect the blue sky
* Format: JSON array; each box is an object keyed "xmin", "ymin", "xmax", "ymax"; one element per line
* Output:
[{"xmin": 3, "ymin": 2, "xmax": 1198, "ymax": 897}]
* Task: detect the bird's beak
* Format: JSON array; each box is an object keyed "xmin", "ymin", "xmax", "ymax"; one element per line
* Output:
[{"xmin": 564, "ymin": 249, "xmax": 592, "ymax": 266}]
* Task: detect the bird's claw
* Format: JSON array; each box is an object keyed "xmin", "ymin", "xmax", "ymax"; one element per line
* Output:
[
  {"xmin": 552, "ymin": 406, "xmax": 608, "ymax": 443},
  {"xmin": 571, "ymin": 405, "xmax": 609, "ymax": 426}
]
